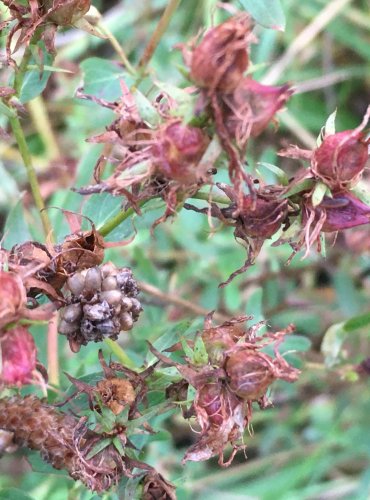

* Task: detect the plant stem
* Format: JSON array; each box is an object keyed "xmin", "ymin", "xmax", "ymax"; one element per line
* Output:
[
  {"xmin": 13, "ymin": 45, "xmax": 34, "ymax": 96},
  {"xmin": 98, "ymin": 22, "xmax": 137, "ymax": 76},
  {"xmin": 98, "ymin": 189, "xmax": 230, "ymax": 238},
  {"xmin": 138, "ymin": 0, "xmax": 182, "ymax": 71},
  {"xmin": 28, "ymin": 96, "xmax": 62, "ymax": 161},
  {"xmin": 9, "ymin": 114, "xmax": 53, "ymax": 237}
]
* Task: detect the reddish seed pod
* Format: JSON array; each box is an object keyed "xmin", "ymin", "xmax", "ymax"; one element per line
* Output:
[
  {"xmin": 312, "ymin": 130, "xmax": 369, "ymax": 189},
  {"xmin": 190, "ymin": 15, "xmax": 253, "ymax": 92},
  {"xmin": 196, "ymin": 383, "xmax": 224, "ymax": 427},
  {"xmin": 237, "ymin": 193, "xmax": 288, "ymax": 239},
  {"xmin": 153, "ymin": 121, "xmax": 209, "ymax": 184},
  {"xmin": 225, "ymin": 349, "xmax": 275, "ymax": 400}
]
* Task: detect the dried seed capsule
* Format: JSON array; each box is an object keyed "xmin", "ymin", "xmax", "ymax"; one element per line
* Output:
[
  {"xmin": 58, "ymin": 319, "xmax": 79, "ymax": 336},
  {"xmin": 120, "ymin": 312, "xmax": 134, "ymax": 331},
  {"xmin": 100, "ymin": 262, "xmax": 117, "ymax": 279},
  {"xmin": 130, "ymin": 298, "xmax": 142, "ymax": 316},
  {"xmin": 83, "ymin": 302, "xmax": 110, "ymax": 321},
  {"xmin": 101, "ymin": 276, "xmax": 118, "ymax": 291},
  {"xmin": 100, "ymin": 290, "xmax": 122, "ymax": 306},
  {"xmin": 61, "ymin": 303, "xmax": 82, "ymax": 323},
  {"xmin": 120, "ymin": 297, "xmax": 133, "ymax": 311},
  {"xmin": 225, "ymin": 349, "xmax": 275, "ymax": 400},
  {"xmin": 67, "ymin": 273, "xmax": 85, "ymax": 296},
  {"xmin": 84, "ymin": 267, "xmax": 102, "ymax": 293}
]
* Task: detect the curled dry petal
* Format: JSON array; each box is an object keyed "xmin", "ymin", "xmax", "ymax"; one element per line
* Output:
[
  {"xmin": 190, "ymin": 15, "xmax": 253, "ymax": 92},
  {"xmin": 0, "ymin": 326, "xmax": 37, "ymax": 387}
]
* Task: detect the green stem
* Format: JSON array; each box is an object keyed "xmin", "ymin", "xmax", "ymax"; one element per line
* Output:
[
  {"xmin": 13, "ymin": 45, "xmax": 34, "ymax": 95},
  {"xmin": 9, "ymin": 115, "xmax": 53, "ymax": 237},
  {"xmin": 98, "ymin": 189, "xmax": 230, "ymax": 238},
  {"xmin": 137, "ymin": 0, "xmax": 182, "ymax": 72}
]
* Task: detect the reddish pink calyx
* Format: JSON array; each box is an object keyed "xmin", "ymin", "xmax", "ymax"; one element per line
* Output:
[
  {"xmin": 321, "ymin": 193, "xmax": 370, "ymax": 232},
  {"xmin": 313, "ymin": 130, "xmax": 369, "ymax": 188},
  {"xmin": 0, "ymin": 326, "xmax": 37, "ymax": 386}
]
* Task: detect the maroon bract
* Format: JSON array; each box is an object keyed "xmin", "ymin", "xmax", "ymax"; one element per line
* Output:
[
  {"xmin": 223, "ymin": 77, "xmax": 293, "ymax": 146},
  {"xmin": 0, "ymin": 326, "xmax": 37, "ymax": 387},
  {"xmin": 189, "ymin": 14, "xmax": 253, "ymax": 92}
]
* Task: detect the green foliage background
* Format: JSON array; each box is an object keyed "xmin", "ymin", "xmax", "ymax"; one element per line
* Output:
[{"xmin": 0, "ymin": 0, "xmax": 370, "ymax": 498}]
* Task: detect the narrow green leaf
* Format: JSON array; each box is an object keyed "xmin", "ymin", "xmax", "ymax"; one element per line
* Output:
[
  {"xmin": 85, "ymin": 438, "xmax": 112, "ymax": 460},
  {"xmin": 132, "ymin": 88, "xmax": 161, "ymax": 126},
  {"xmin": 2, "ymin": 195, "xmax": 31, "ymax": 248},
  {"xmin": 312, "ymin": 182, "xmax": 329, "ymax": 207},
  {"xmin": 257, "ymin": 161, "xmax": 289, "ymax": 185},
  {"xmin": 344, "ymin": 312, "xmax": 370, "ymax": 332},
  {"xmin": 238, "ymin": 0, "xmax": 286, "ymax": 31},
  {"xmin": 283, "ymin": 179, "xmax": 315, "ymax": 198},
  {"xmin": 193, "ymin": 336, "xmax": 209, "ymax": 365}
]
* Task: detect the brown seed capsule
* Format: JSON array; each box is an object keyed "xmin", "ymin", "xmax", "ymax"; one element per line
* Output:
[
  {"xmin": 101, "ymin": 276, "xmax": 118, "ymax": 291},
  {"xmin": 67, "ymin": 273, "xmax": 85, "ymax": 296},
  {"xmin": 100, "ymin": 290, "xmax": 122, "ymax": 306},
  {"xmin": 225, "ymin": 349, "xmax": 275, "ymax": 400},
  {"xmin": 58, "ymin": 319, "xmax": 79, "ymax": 336},
  {"xmin": 120, "ymin": 312, "xmax": 134, "ymax": 331},
  {"xmin": 120, "ymin": 297, "xmax": 133, "ymax": 311}
]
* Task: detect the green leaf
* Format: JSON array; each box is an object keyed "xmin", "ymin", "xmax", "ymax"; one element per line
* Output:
[
  {"xmin": 132, "ymin": 88, "xmax": 161, "ymax": 126},
  {"xmin": 2, "ymin": 195, "xmax": 31, "ymax": 248},
  {"xmin": 311, "ymin": 182, "xmax": 329, "ymax": 207},
  {"xmin": 112, "ymin": 436, "xmax": 126, "ymax": 456},
  {"xmin": 193, "ymin": 336, "xmax": 209, "ymax": 365},
  {"xmin": 0, "ymin": 489, "xmax": 34, "ymax": 500},
  {"xmin": 181, "ymin": 337, "xmax": 195, "ymax": 360},
  {"xmin": 238, "ymin": 0, "xmax": 286, "ymax": 31},
  {"xmin": 257, "ymin": 162, "xmax": 289, "ymax": 185},
  {"xmin": 344, "ymin": 312, "xmax": 370, "ymax": 332},
  {"xmin": 85, "ymin": 438, "xmax": 112, "ymax": 460},
  {"xmin": 19, "ymin": 50, "xmax": 53, "ymax": 104},
  {"xmin": 317, "ymin": 109, "xmax": 337, "ymax": 146},
  {"xmin": 321, "ymin": 322, "xmax": 346, "ymax": 367},
  {"xmin": 80, "ymin": 58, "xmax": 133, "ymax": 100},
  {"xmin": 283, "ymin": 179, "xmax": 315, "ymax": 198},
  {"xmin": 351, "ymin": 182, "xmax": 370, "ymax": 205}
]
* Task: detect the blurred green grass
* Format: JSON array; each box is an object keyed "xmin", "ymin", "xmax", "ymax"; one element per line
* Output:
[{"xmin": 0, "ymin": 0, "xmax": 370, "ymax": 499}]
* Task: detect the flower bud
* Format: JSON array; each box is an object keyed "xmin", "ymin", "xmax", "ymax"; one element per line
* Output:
[
  {"xmin": 312, "ymin": 130, "xmax": 369, "ymax": 189},
  {"xmin": 42, "ymin": 0, "xmax": 91, "ymax": 26},
  {"xmin": 225, "ymin": 349, "xmax": 275, "ymax": 400},
  {"xmin": 0, "ymin": 327, "xmax": 37, "ymax": 387},
  {"xmin": 190, "ymin": 15, "xmax": 253, "ymax": 92},
  {"xmin": 224, "ymin": 77, "xmax": 293, "ymax": 142}
]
